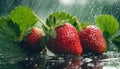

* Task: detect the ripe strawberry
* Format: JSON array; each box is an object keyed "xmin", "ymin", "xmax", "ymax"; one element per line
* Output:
[
  {"xmin": 47, "ymin": 23, "xmax": 82, "ymax": 55},
  {"xmin": 78, "ymin": 25, "xmax": 106, "ymax": 54},
  {"xmin": 22, "ymin": 27, "xmax": 45, "ymax": 53}
]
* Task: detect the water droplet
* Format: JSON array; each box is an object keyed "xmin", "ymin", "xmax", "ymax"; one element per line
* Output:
[
  {"xmin": 30, "ymin": 57, "xmax": 33, "ymax": 61},
  {"xmin": 0, "ymin": 54, "xmax": 3, "ymax": 56},
  {"xmin": 34, "ymin": 64, "xmax": 38, "ymax": 67},
  {"xmin": 0, "ymin": 54, "xmax": 5, "ymax": 59},
  {"xmin": 25, "ymin": 58, "xmax": 29, "ymax": 60},
  {"xmin": 83, "ymin": 58, "xmax": 92, "ymax": 63},
  {"xmin": 52, "ymin": 62, "xmax": 55, "ymax": 65},
  {"xmin": 87, "ymin": 63, "xmax": 94, "ymax": 67},
  {"xmin": 68, "ymin": 61, "xmax": 72, "ymax": 64}
]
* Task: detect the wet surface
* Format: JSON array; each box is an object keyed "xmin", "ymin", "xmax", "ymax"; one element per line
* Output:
[{"xmin": 16, "ymin": 51, "xmax": 120, "ymax": 69}]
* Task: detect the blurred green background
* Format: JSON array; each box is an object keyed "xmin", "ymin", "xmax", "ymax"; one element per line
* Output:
[{"xmin": 0, "ymin": 0, "xmax": 120, "ymax": 24}]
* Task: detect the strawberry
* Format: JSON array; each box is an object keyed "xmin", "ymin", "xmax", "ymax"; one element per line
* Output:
[
  {"xmin": 78, "ymin": 25, "xmax": 106, "ymax": 54},
  {"xmin": 27, "ymin": 27, "xmax": 44, "ymax": 46},
  {"xmin": 22, "ymin": 27, "xmax": 45, "ymax": 53},
  {"xmin": 37, "ymin": 12, "xmax": 83, "ymax": 55},
  {"xmin": 47, "ymin": 23, "xmax": 82, "ymax": 55}
]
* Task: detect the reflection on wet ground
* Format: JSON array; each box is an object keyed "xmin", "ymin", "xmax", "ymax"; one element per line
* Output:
[
  {"xmin": 18, "ymin": 51, "xmax": 120, "ymax": 69},
  {"xmin": 45, "ymin": 54, "xmax": 106, "ymax": 69}
]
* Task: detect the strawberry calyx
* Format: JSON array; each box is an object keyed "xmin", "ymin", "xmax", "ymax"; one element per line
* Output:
[
  {"xmin": 36, "ymin": 12, "xmax": 82, "ymax": 39},
  {"xmin": 46, "ymin": 12, "xmax": 82, "ymax": 31}
]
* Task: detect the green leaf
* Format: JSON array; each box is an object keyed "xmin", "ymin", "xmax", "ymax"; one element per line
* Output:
[
  {"xmin": 46, "ymin": 12, "xmax": 82, "ymax": 31},
  {"xmin": 0, "ymin": 17, "xmax": 20, "ymax": 41},
  {"xmin": 46, "ymin": 15, "xmax": 56, "ymax": 28},
  {"xmin": 0, "ymin": 18, "xmax": 25, "ymax": 65},
  {"xmin": 95, "ymin": 15, "xmax": 119, "ymax": 37},
  {"xmin": 9, "ymin": 6, "xmax": 38, "ymax": 40}
]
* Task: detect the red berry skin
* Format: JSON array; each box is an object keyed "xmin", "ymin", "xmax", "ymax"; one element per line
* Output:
[
  {"xmin": 78, "ymin": 25, "xmax": 106, "ymax": 54},
  {"xmin": 24, "ymin": 27, "xmax": 44, "ymax": 52},
  {"xmin": 47, "ymin": 23, "xmax": 82, "ymax": 55}
]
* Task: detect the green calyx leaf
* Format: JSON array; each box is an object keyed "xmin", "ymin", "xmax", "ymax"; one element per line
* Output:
[
  {"xmin": 95, "ymin": 14, "xmax": 119, "ymax": 37},
  {"xmin": 0, "ymin": 17, "xmax": 25, "ymax": 65},
  {"xmin": 9, "ymin": 6, "xmax": 38, "ymax": 41},
  {"xmin": 46, "ymin": 12, "xmax": 82, "ymax": 31}
]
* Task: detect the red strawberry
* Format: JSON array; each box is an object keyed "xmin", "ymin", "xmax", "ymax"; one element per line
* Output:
[
  {"xmin": 23, "ymin": 27, "xmax": 45, "ymax": 52},
  {"xmin": 78, "ymin": 25, "xmax": 106, "ymax": 54},
  {"xmin": 47, "ymin": 23, "xmax": 82, "ymax": 55}
]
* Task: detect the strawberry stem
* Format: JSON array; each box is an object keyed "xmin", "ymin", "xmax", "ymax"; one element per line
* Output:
[{"xmin": 34, "ymin": 13, "xmax": 50, "ymax": 30}]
